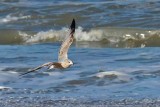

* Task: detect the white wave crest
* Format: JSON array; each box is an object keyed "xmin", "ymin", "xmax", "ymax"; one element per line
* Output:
[
  {"xmin": 75, "ymin": 27, "xmax": 105, "ymax": 41},
  {"xmin": 96, "ymin": 71, "xmax": 126, "ymax": 78},
  {"xmin": 19, "ymin": 27, "xmax": 69, "ymax": 43},
  {"xmin": 19, "ymin": 27, "xmax": 109, "ymax": 43},
  {"xmin": 0, "ymin": 14, "xmax": 31, "ymax": 23},
  {"xmin": 95, "ymin": 71, "xmax": 131, "ymax": 81},
  {"xmin": 0, "ymin": 70, "xmax": 18, "ymax": 82},
  {"xmin": 18, "ymin": 27, "xmax": 151, "ymax": 44},
  {"xmin": 0, "ymin": 86, "xmax": 11, "ymax": 90}
]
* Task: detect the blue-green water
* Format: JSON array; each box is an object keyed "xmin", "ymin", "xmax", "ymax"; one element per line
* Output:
[{"xmin": 0, "ymin": 0, "xmax": 160, "ymax": 106}]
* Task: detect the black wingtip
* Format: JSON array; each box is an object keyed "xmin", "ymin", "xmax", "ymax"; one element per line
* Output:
[
  {"xmin": 70, "ymin": 19, "xmax": 75, "ymax": 33},
  {"xmin": 19, "ymin": 69, "xmax": 34, "ymax": 76}
]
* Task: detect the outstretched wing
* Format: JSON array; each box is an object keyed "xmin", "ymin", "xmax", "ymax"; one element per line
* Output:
[
  {"xmin": 19, "ymin": 62, "xmax": 53, "ymax": 76},
  {"xmin": 58, "ymin": 19, "xmax": 75, "ymax": 62}
]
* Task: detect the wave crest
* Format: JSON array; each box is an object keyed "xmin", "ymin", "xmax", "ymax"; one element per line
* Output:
[
  {"xmin": 1, "ymin": 27, "xmax": 160, "ymax": 48},
  {"xmin": 0, "ymin": 14, "xmax": 31, "ymax": 23}
]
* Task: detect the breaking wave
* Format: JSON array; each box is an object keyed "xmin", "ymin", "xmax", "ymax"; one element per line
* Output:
[{"xmin": 0, "ymin": 27, "xmax": 160, "ymax": 48}]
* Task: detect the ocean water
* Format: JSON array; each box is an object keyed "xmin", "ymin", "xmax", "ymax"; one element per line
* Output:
[{"xmin": 0, "ymin": 0, "xmax": 160, "ymax": 106}]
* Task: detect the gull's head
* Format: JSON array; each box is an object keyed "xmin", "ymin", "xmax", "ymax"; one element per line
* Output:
[
  {"xmin": 68, "ymin": 59, "xmax": 73, "ymax": 65},
  {"xmin": 61, "ymin": 59, "xmax": 73, "ymax": 68},
  {"xmin": 64, "ymin": 59, "xmax": 73, "ymax": 66}
]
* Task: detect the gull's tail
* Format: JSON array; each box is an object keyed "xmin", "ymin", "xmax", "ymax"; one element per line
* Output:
[{"xmin": 70, "ymin": 19, "xmax": 75, "ymax": 34}]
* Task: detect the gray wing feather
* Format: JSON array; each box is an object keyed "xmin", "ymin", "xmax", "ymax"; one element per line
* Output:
[
  {"xmin": 58, "ymin": 34, "xmax": 73, "ymax": 62},
  {"xmin": 58, "ymin": 19, "xmax": 75, "ymax": 62}
]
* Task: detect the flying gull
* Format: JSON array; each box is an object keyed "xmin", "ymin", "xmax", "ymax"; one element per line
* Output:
[{"xmin": 20, "ymin": 19, "xmax": 75, "ymax": 76}]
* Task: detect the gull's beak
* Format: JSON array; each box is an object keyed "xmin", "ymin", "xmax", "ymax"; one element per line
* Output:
[{"xmin": 70, "ymin": 61, "xmax": 73, "ymax": 66}]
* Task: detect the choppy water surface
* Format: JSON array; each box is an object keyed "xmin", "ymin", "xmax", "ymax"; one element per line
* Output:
[
  {"xmin": 1, "ymin": 44, "xmax": 160, "ymax": 106},
  {"xmin": 0, "ymin": 0, "xmax": 160, "ymax": 106}
]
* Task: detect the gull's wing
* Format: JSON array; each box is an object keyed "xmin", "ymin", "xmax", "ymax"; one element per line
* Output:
[
  {"xmin": 58, "ymin": 19, "xmax": 75, "ymax": 62},
  {"xmin": 19, "ymin": 62, "xmax": 53, "ymax": 76}
]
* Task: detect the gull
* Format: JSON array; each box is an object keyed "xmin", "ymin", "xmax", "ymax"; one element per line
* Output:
[{"xmin": 20, "ymin": 19, "xmax": 75, "ymax": 76}]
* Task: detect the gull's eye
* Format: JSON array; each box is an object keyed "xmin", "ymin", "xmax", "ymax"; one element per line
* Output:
[{"xmin": 68, "ymin": 61, "xmax": 72, "ymax": 64}]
